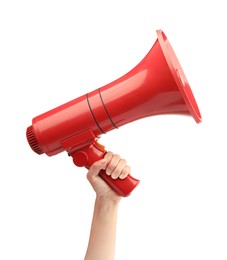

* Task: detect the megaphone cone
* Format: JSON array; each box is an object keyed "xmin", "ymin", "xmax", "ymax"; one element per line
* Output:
[
  {"xmin": 26, "ymin": 29, "xmax": 202, "ymax": 196},
  {"xmin": 93, "ymin": 29, "xmax": 201, "ymax": 134}
]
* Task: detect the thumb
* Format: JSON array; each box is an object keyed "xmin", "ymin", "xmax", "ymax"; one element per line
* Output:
[{"xmin": 87, "ymin": 159, "xmax": 107, "ymax": 178}]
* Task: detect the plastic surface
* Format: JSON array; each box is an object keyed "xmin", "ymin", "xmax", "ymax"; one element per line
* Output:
[
  {"xmin": 156, "ymin": 30, "xmax": 201, "ymax": 123},
  {"xmin": 26, "ymin": 29, "xmax": 202, "ymax": 196}
]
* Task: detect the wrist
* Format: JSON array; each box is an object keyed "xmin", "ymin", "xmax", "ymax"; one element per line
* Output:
[{"xmin": 95, "ymin": 195, "xmax": 121, "ymax": 207}]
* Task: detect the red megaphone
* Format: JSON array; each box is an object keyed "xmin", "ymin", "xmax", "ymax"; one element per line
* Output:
[{"xmin": 26, "ymin": 30, "xmax": 202, "ymax": 196}]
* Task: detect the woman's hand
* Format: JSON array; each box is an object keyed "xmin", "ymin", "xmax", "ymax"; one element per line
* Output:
[{"xmin": 86, "ymin": 151, "xmax": 131, "ymax": 202}]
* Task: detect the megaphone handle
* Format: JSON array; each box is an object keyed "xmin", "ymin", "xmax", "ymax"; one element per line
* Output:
[
  {"xmin": 71, "ymin": 141, "xmax": 140, "ymax": 197},
  {"xmin": 98, "ymin": 170, "xmax": 140, "ymax": 197}
]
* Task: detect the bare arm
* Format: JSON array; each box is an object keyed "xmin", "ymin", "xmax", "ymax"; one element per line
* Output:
[
  {"xmin": 84, "ymin": 152, "xmax": 130, "ymax": 260},
  {"xmin": 84, "ymin": 195, "xmax": 119, "ymax": 260}
]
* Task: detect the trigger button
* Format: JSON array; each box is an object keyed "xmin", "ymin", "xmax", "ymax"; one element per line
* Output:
[{"xmin": 72, "ymin": 151, "xmax": 88, "ymax": 167}]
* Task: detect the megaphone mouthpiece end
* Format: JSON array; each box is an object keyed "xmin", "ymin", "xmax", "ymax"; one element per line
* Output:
[{"xmin": 26, "ymin": 125, "xmax": 43, "ymax": 155}]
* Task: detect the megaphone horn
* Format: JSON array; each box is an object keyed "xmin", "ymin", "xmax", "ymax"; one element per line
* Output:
[{"xmin": 26, "ymin": 30, "xmax": 202, "ymax": 197}]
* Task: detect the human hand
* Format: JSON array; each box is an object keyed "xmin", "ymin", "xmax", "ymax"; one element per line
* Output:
[{"xmin": 86, "ymin": 152, "xmax": 131, "ymax": 202}]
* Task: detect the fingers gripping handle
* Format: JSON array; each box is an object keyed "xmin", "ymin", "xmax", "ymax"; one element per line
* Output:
[
  {"xmin": 70, "ymin": 141, "xmax": 140, "ymax": 197},
  {"xmin": 98, "ymin": 170, "xmax": 140, "ymax": 196}
]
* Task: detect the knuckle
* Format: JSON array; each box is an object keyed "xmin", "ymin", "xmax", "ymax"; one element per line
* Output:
[{"xmin": 111, "ymin": 172, "xmax": 118, "ymax": 179}]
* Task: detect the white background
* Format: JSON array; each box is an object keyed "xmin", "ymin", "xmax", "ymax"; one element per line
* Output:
[{"xmin": 0, "ymin": 1, "xmax": 226, "ymax": 259}]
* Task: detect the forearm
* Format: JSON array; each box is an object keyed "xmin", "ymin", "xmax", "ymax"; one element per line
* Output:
[{"xmin": 84, "ymin": 197, "xmax": 120, "ymax": 260}]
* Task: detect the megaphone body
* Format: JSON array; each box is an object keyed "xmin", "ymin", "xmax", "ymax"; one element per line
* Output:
[{"xmin": 26, "ymin": 30, "xmax": 202, "ymax": 196}]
